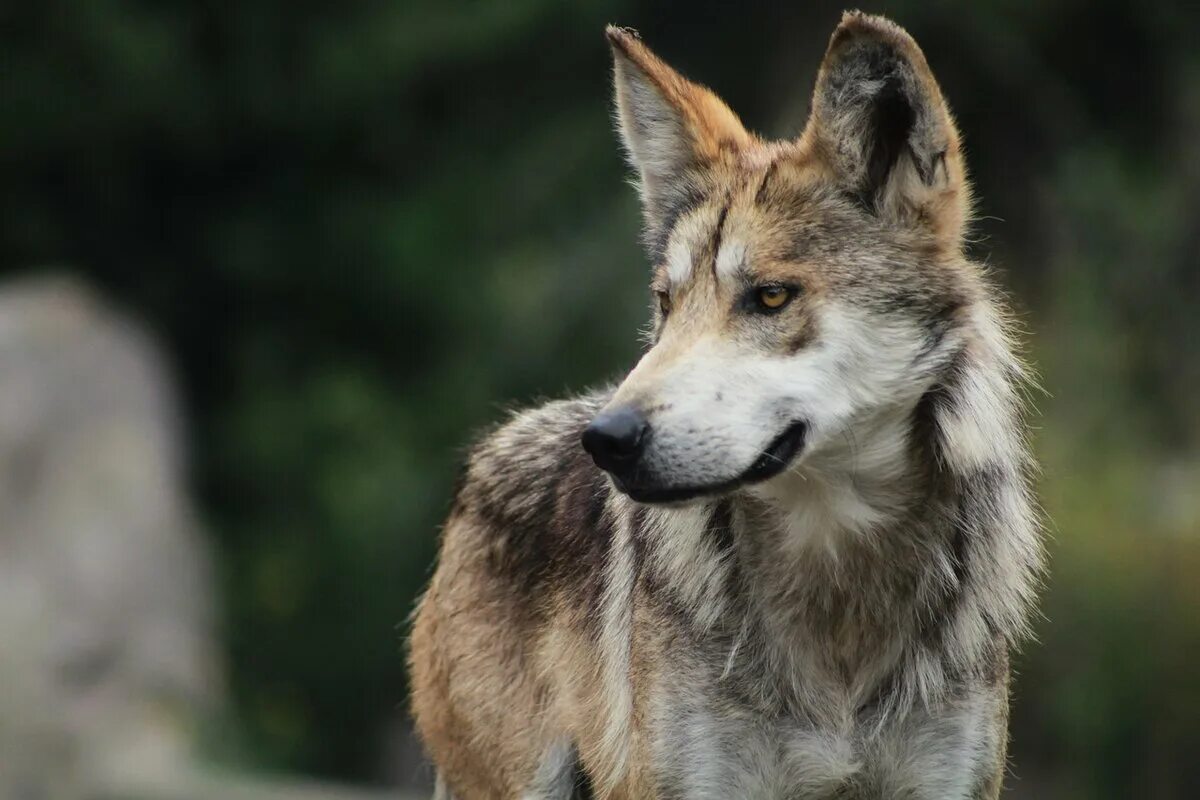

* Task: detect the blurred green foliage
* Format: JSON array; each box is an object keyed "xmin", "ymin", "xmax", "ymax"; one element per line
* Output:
[{"xmin": 2, "ymin": 0, "xmax": 1197, "ymax": 796}]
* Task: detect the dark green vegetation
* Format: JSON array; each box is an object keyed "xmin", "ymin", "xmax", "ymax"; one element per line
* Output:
[{"xmin": 2, "ymin": 1, "xmax": 1197, "ymax": 797}]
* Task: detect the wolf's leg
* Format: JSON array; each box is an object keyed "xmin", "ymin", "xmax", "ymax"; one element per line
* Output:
[
  {"xmin": 521, "ymin": 740, "xmax": 593, "ymax": 800},
  {"xmin": 432, "ymin": 773, "xmax": 456, "ymax": 800}
]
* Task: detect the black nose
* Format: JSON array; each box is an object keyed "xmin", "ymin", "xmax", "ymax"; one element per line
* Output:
[{"xmin": 582, "ymin": 407, "xmax": 650, "ymax": 474}]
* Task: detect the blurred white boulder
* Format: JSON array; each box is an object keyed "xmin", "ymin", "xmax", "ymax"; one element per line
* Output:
[{"xmin": 0, "ymin": 276, "xmax": 219, "ymax": 798}]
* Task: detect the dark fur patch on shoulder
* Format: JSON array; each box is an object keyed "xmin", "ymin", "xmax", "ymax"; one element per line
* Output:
[
  {"xmin": 454, "ymin": 401, "xmax": 615, "ymax": 618},
  {"xmin": 554, "ymin": 444, "xmax": 616, "ymax": 624}
]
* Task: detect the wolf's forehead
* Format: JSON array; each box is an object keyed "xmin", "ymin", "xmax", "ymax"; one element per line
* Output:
[
  {"xmin": 663, "ymin": 204, "xmax": 733, "ymax": 285},
  {"xmin": 662, "ymin": 200, "xmax": 763, "ymax": 287},
  {"xmin": 656, "ymin": 154, "xmax": 850, "ymax": 287}
]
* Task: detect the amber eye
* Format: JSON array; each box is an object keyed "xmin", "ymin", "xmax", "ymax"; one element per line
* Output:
[
  {"xmin": 656, "ymin": 290, "xmax": 672, "ymax": 317},
  {"xmin": 756, "ymin": 285, "xmax": 792, "ymax": 310}
]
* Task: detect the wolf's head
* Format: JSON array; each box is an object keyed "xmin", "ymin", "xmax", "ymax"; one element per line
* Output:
[{"xmin": 584, "ymin": 13, "xmax": 989, "ymax": 505}]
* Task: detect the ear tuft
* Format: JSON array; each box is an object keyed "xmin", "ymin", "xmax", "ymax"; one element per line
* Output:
[
  {"xmin": 805, "ymin": 13, "xmax": 969, "ymax": 246},
  {"xmin": 830, "ymin": 10, "xmax": 915, "ymax": 52},
  {"xmin": 605, "ymin": 24, "xmax": 642, "ymax": 49}
]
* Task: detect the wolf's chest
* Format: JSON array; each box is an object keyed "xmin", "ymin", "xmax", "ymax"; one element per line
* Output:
[{"xmin": 643, "ymin": 692, "xmax": 996, "ymax": 799}]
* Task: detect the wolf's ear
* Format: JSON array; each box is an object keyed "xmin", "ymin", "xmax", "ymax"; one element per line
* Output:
[
  {"xmin": 607, "ymin": 26, "xmax": 752, "ymax": 247},
  {"xmin": 804, "ymin": 13, "xmax": 969, "ymax": 247}
]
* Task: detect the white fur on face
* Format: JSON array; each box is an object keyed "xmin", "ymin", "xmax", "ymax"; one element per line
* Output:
[
  {"xmin": 613, "ymin": 303, "xmax": 944, "ymax": 497},
  {"xmin": 714, "ymin": 237, "xmax": 747, "ymax": 280},
  {"xmin": 661, "ymin": 207, "xmax": 725, "ymax": 288},
  {"xmin": 664, "ymin": 235, "xmax": 694, "ymax": 286}
]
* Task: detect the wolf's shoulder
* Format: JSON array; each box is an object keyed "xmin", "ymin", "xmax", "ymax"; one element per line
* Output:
[
  {"xmin": 461, "ymin": 391, "xmax": 610, "ymax": 505},
  {"xmin": 448, "ymin": 391, "xmax": 616, "ymax": 594}
]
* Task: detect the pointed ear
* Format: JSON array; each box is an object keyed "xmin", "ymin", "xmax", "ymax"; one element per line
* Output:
[
  {"xmin": 607, "ymin": 26, "xmax": 752, "ymax": 248},
  {"xmin": 804, "ymin": 13, "xmax": 970, "ymax": 247}
]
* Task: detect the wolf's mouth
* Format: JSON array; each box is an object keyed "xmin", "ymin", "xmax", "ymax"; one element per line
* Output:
[
  {"xmin": 740, "ymin": 421, "xmax": 808, "ymax": 484},
  {"xmin": 614, "ymin": 421, "xmax": 807, "ymax": 505}
]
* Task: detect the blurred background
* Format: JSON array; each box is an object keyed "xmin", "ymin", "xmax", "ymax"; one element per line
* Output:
[{"xmin": 1, "ymin": 1, "xmax": 1197, "ymax": 798}]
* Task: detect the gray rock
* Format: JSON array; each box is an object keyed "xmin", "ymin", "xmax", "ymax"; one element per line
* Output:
[{"xmin": 0, "ymin": 276, "xmax": 219, "ymax": 798}]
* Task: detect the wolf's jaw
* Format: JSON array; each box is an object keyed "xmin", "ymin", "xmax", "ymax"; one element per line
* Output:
[{"xmin": 751, "ymin": 407, "xmax": 921, "ymax": 547}]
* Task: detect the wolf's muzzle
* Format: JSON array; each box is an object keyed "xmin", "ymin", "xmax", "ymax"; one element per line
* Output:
[{"xmin": 581, "ymin": 405, "xmax": 649, "ymax": 476}]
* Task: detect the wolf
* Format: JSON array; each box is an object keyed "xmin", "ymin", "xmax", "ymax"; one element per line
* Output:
[{"xmin": 409, "ymin": 11, "xmax": 1043, "ymax": 799}]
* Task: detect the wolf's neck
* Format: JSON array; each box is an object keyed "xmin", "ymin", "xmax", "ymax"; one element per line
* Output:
[
  {"xmin": 733, "ymin": 405, "xmax": 941, "ymax": 700},
  {"xmin": 634, "ymin": 402, "xmax": 935, "ymax": 643},
  {"xmin": 632, "ymin": 400, "xmax": 961, "ymax": 718},
  {"xmin": 747, "ymin": 403, "xmax": 927, "ymax": 556}
]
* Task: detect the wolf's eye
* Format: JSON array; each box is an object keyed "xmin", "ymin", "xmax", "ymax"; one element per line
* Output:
[
  {"xmin": 756, "ymin": 285, "xmax": 792, "ymax": 311},
  {"xmin": 656, "ymin": 290, "xmax": 672, "ymax": 317}
]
